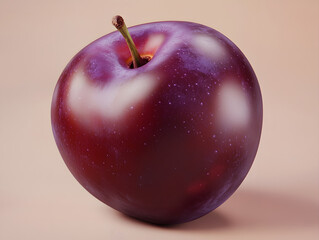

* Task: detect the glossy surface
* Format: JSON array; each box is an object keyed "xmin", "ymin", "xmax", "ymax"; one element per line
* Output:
[{"xmin": 51, "ymin": 21, "xmax": 262, "ymax": 224}]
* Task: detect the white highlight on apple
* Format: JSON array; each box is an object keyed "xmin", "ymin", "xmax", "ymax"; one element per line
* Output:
[
  {"xmin": 144, "ymin": 34, "xmax": 165, "ymax": 53},
  {"xmin": 68, "ymin": 68, "xmax": 158, "ymax": 128},
  {"xmin": 217, "ymin": 80, "xmax": 250, "ymax": 129},
  {"xmin": 192, "ymin": 34, "xmax": 228, "ymax": 60}
]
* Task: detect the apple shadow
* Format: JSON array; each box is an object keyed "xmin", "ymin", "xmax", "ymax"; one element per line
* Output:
[
  {"xmin": 106, "ymin": 203, "xmax": 230, "ymax": 230},
  {"xmin": 104, "ymin": 189, "xmax": 319, "ymax": 231},
  {"xmin": 177, "ymin": 188, "xmax": 319, "ymax": 231},
  {"xmin": 221, "ymin": 189, "xmax": 319, "ymax": 229}
]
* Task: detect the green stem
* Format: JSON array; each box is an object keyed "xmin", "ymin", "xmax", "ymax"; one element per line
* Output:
[{"xmin": 112, "ymin": 15, "xmax": 144, "ymax": 68}]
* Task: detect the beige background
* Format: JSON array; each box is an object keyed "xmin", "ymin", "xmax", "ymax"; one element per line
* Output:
[{"xmin": 1, "ymin": 0, "xmax": 318, "ymax": 239}]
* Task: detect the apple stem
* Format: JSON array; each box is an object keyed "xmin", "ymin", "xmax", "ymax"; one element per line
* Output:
[{"xmin": 112, "ymin": 15, "xmax": 144, "ymax": 68}]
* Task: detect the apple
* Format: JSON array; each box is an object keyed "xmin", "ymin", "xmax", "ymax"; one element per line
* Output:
[{"xmin": 51, "ymin": 16, "xmax": 262, "ymax": 225}]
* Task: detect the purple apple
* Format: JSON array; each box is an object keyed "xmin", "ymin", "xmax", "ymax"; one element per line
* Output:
[{"xmin": 51, "ymin": 16, "xmax": 262, "ymax": 224}]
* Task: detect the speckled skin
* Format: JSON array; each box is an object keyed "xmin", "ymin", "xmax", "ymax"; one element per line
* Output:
[{"xmin": 51, "ymin": 21, "xmax": 262, "ymax": 224}]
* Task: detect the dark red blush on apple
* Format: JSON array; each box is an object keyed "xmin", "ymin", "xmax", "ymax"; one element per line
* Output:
[{"xmin": 51, "ymin": 17, "xmax": 262, "ymax": 225}]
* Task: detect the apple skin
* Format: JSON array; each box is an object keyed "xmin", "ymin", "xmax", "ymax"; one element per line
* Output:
[{"xmin": 51, "ymin": 21, "xmax": 262, "ymax": 225}]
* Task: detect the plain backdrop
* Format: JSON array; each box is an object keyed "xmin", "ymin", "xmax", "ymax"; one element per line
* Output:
[{"xmin": 0, "ymin": 0, "xmax": 318, "ymax": 239}]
